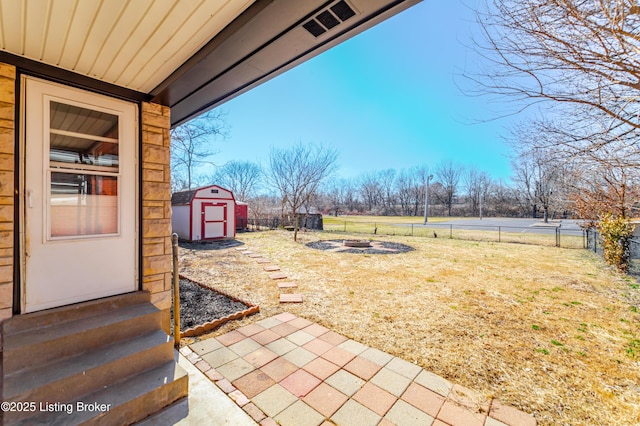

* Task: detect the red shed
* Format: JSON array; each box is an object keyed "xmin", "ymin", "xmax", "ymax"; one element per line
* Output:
[
  {"xmin": 171, "ymin": 185, "xmax": 236, "ymax": 241},
  {"xmin": 235, "ymin": 202, "xmax": 248, "ymax": 230}
]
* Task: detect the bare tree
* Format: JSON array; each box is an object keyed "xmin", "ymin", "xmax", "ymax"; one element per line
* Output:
[
  {"xmin": 268, "ymin": 143, "xmax": 338, "ymax": 241},
  {"xmin": 506, "ymin": 124, "xmax": 566, "ymax": 221},
  {"xmin": 412, "ymin": 166, "xmax": 431, "ymax": 216},
  {"xmin": 247, "ymin": 195, "xmax": 279, "ymax": 229},
  {"xmin": 395, "ymin": 169, "xmax": 415, "ymax": 216},
  {"xmin": 212, "ymin": 160, "xmax": 262, "ymax": 201},
  {"xmin": 511, "ymin": 146, "xmax": 569, "ymax": 222},
  {"xmin": 473, "ymin": 0, "xmax": 640, "ymax": 164},
  {"xmin": 434, "ymin": 161, "xmax": 462, "ymax": 216},
  {"xmin": 358, "ymin": 172, "xmax": 383, "ymax": 213},
  {"xmin": 341, "ymin": 179, "xmax": 360, "ymax": 213},
  {"xmin": 486, "ymin": 179, "xmax": 521, "ymax": 217},
  {"xmin": 395, "ymin": 166, "xmax": 429, "ymax": 216},
  {"xmin": 322, "ymin": 178, "xmax": 353, "ymax": 216},
  {"xmin": 378, "ymin": 169, "xmax": 397, "ymax": 214},
  {"xmin": 463, "ymin": 166, "xmax": 492, "ymax": 217},
  {"xmin": 170, "ymin": 110, "xmax": 228, "ymax": 190},
  {"xmin": 570, "ymin": 158, "xmax": 640, "ymax": 222}
]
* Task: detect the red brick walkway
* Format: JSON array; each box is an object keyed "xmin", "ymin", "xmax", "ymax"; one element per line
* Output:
[
  {"xmin": 181, "ymin": 313, "xmax": 536, "ymax": 426},
  {"xmin": 236, "ymin": 246, "xmax": 303, "ymax": 304}
]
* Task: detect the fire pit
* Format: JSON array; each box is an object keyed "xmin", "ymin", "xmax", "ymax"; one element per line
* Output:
[
  {"xmin": 343, "ymin": 239, "xmax": 372, "ymax": 248},
  {"xmin": 306, "ymin": 239, "xmax": 414, "ymax": 254}
]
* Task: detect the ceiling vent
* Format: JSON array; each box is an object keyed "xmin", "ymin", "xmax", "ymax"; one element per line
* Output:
[{"xmin": 302, "ymin": 0, "xmax": 357, "ymax": 37}]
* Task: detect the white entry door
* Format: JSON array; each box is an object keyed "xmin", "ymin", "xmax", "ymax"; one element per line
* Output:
[{"xmin": 23, "ymin": 78, "xmax": 137, "ymax": 313}]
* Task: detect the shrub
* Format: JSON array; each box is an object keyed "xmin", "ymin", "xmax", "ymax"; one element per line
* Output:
[{"xmin": 597, "ymin": 213, "xmax": 636, "ymax": 273}]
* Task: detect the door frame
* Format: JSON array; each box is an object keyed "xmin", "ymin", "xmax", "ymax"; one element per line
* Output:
[{"xmin": 18, "ymin": 75, "xmax": 140, "ymax": 313}]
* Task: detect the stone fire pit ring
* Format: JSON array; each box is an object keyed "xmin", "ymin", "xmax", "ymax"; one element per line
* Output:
[{"xmin": 343, "ymin": 239, "xmax": 372, "ymax": 248}]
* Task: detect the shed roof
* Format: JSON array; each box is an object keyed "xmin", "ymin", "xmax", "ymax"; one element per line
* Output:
[
  {"xmin": 171, "ymin": 184, "xmax": 234, "ymax": 205},
  {"xmin": 171, "ymin": 190, "xmax": 198, "ymax": 206}
]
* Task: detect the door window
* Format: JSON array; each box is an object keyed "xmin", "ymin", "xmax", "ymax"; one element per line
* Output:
[{"xmin": 48, "ymin": 101, "xmax": 120, "ymax": 239}]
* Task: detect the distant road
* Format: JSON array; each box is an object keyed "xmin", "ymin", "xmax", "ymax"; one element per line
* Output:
[{"xmin": 414, "ymin": 218, "xmax": 585, "ymax": 236}]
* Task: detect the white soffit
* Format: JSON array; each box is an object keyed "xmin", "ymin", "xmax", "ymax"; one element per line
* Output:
[{"xmin": 0, "ymin": 0, "xmax": 255, "ymax": 92}]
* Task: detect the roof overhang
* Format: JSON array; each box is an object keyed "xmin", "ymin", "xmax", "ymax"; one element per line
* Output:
[
  {"xmin": 0, "ymin": 0, "xmax": 421, "ymax": 127},
  {"xmin": 151, "ymin": 0, "xmax": 422, "ymax": 127}
]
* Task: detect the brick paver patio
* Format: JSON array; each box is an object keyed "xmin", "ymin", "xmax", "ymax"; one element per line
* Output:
[{"xmin": 182, "ymin": 313, "xmax": 537, "ymax": 426}]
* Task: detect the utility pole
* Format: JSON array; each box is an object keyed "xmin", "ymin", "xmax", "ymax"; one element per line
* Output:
[
  {"xmin": 479, "ymin": 183, "xmax": 483, "ymax": 220},
  {"xmin": 423, "ymin": 174, "xmax": 433, "ymax": 225}
]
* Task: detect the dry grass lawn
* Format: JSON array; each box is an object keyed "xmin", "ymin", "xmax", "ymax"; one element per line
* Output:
[{"xmin": 178, "ymin": 230, "xmax": 640, "ymax": 426}]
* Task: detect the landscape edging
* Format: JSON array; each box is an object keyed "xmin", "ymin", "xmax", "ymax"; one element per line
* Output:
[{"xmin": 178, "ymin": 274, "xmax": 260, "ymax": 337}]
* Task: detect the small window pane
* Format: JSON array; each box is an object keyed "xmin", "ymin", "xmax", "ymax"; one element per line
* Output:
[
  {"xmin": 49, "ymin": 101, "xmax": 119, "ymax": 170},
  {"xmin": 50, "ymin": 172, "xmax": 118, "ymax": 237}
]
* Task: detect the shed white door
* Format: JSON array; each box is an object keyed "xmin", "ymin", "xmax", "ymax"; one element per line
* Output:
[
  {"xmin": 23, "ymin": 78, "xmax": 137, "ymax": 313},
  {"xmin": 202, "ymin": 203, "xmax": 227, "ymax": 239}
]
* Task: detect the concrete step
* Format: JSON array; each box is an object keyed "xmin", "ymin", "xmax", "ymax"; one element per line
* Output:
[
  {"xmin": 10, "ymin": 360, "xmax": 189, "ymax": 426},
  {"xmin": 3, "ymin": 302, "xmax": 162, "ymax": 373},
  {"xmin": 2, "ymin": 291, "xmax": 188, "ymax": 425},
  {"xmin": 4, "ymin": 330, "xmax": 174, "ymax": 404},
  {"xmin": 2, "ymin": 291, "xmax": 150, "ymax": 334}
]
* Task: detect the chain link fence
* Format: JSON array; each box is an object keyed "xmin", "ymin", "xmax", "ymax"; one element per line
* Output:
[
  {"xmin": 244, "ymin": 217, "xmax": 588, "ymax": 249},
  {"xmin": 322, "ymin": 220, "xmax": 587, "ymax": 248}
]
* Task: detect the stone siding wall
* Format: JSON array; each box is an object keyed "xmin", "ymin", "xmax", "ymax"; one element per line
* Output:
[
  {"xmin": 0, "ymin": 64, "xmax": 15, "ymax": 323},
  {"xmin": 141, "ymin": 102, "xmax": 173, "ymax": 333}
]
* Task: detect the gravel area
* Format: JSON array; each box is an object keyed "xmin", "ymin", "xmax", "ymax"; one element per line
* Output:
[
  {"xmin": 176, "ymin": 277, "xmax": 249, "ymax": 331},
  {"xmin": 305, "ymin": 239, "xmax": 414, "ymax": 254}
]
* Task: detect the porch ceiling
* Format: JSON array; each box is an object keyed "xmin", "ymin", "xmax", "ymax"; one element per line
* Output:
[
  {"xmin": 1, "ymin": 0, "xmax": 421, "ymax": 127},
  {"xmin": 0, "ymin": 0, "xmax": 255, "ymax": 92}
]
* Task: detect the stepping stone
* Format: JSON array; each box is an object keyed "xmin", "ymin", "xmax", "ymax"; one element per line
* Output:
[
  {"xmin": 280, "ymin": 294, "xmax": 303, "ymax": 303},
  {"xmin": 243, "ymin": 251, "xmax": 254, "ymax": 255},
  {"xmin": 270, "ymin": 272, "xmax": 287, "ymax": 280},
  {"xmin": 248, "ymin": 254, "xmax": 262, "ymax": 258},
  {"xmin": 235, "ymin": 247, "xmax": 248, "ymax": 251},
  {"xmin": 263, "ymin": 265, "xmax": 280, "ymax": 272},
  {"xmin": 277, "ymin": 282, "xmax": 298, "ymax": 289},
  {"xmin": 256, "ymin": 259, "xmax": 271, "ymax": 264}
]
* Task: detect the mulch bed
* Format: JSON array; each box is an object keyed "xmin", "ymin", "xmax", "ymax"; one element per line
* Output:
[
  {"xmin": 306, "ymin": 239, "xmax": 414, "ymax": 254},
  {"xmin": 172, "ymin": 276, "xmax": 259, "ymax": 336}
]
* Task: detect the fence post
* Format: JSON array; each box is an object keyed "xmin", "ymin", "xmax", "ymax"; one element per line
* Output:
[
  {"xmin": 499, "ymin": 226, "xmax": 501, "ymax": 243},
  {"xmin": 555, "ymin": 227, "xmax": 560, "ymax": 247},
  {"xmin": 594, "ymin": 231, "xmax": 597, "ymax": 253},
  {"xmin": 449, "ymin": 224, "xmax": 452, "ymax": 239},
  {"xmin": 411, "ymin": 224, "xmax": 414, "ymax": 236},
  {"xmin": 344, "ymin": 221, "xmax": 346, "ymax": 232},
  {"xmin": 172, "ymin": 233, "xmax": 180, "ymax": 347}
]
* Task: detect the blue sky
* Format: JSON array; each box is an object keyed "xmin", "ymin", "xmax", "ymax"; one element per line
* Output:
[{"xmin": 211, "ymin": 0, "xmax": 521, "ymax": 181}]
